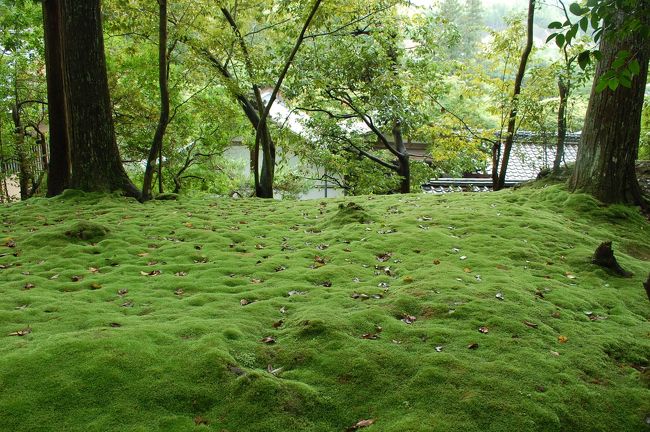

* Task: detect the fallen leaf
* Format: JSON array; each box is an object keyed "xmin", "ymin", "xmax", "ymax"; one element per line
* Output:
[
  {"xmin": 288, "ymin": 290, "xmax": 306, "ymax": 296},
  {"xmin": 250, "ymin": 278, "xmax": 262, "ymax": 284},
  {"xmin": 8, "ymin": 327, "xmax": 31, "ymax": 336},
  {"xmin": 275, "ymin": 265, "xmax": 286, "ymax": 272},
  {"xmin": 71, "ymin": 275, "xmax": 82, "ymax": 282},
  {"xmin": 147, "ymin": 261, "xmax": 158, "ymax": 266},
  {"xmin": 558, "ymin": 335, "xmax": 568, "ymax": 343},
  {"xmin": 140, "ymin": 270, "xmax": 161, "ymax": 276},
  {"xmin": 478, "ymin": 326, "xmax": 489, "ymax": 334},
  {"xmin": 495, "ymin": 292, "xmax": 504, "ymax": 300},
  {"xmin": 109, "ymin": 322, "xmax": 121, "ymax": 328},
  {"xmin": 255, "ymin": 244, "xmax": 265, "ymax": 250},
  {"xmin": 174, "ymin": 288, "xmax": 184, "ymax": 296},
  {"xmin": 5, "ymin": 239, "xmax": 16, "ymax": 248},
  {"xmin": 435, "ymin": 346, "xmax": 444, "ymax": 352},
  {"xmin": 260, "ymin": 336, "xmax": 276, "ymax": 344},
  {"xmin": 240, "ymin": 299, "xmax": 251, "ymax": 306},
  {"xmin": 23, "ymin": 283, "xmax": 35, "ymax": 290},
  {"xmin": 175, "ymin": 271, "xmax": 188, "ymax": 277},
  {"xmin": 279, "ymin": 306, "xmax": 287, "ymax": 314},
  {"xmin": 460, "ymin": 255, "xmax": 467, "ymax": 260},
  {"xmin": 267, "ymin": 364, "xmax": 283, "ymax": 375},
  {"xmin": 193, "ymin": 416, "xmax": 208, "ymax": 426},
  {"xmin": 49, "ymin": 274, "xmax": 59, "ymax": 280},
  {"xmin": 89, "ymin": 282, "xmax": 102, "ymax": 290},
  {"xmin": 316, "ymin": 243, "xmax": 329, "ymax": 250},
  {"xmin": 550, "ymin": 350, "xmax": 560, "ymax": 356},
  {"xmin": 403, "ymin": 276, "xmax": 414, "ymax": 283},
  {"xmin": 433, "ymin": 259, "xmax": 441, "ymax": 265},
  {"xmin": 137, "ymin": 252, "xmax": 149, "ymax": 257},
  {"xmin": 89, "ymin": 267, "xmax": 99, "ymax": 273},
  {"xmin": 565, "ymin": 272, "xmax": 576, "ymax": 279},
  {"xmin": 401, "ymin": 314, "xmax": 417, "ymax": 324},
  {"xmin": 467, "ymin": 342, "xmax": 479, "ymax": 349},
  {"xmin": 121, "ymin": 300, "xmax": 134, "ymax": 308},
  {"xmin": 361, "ymin": 333, "xmax": 379, "ymax": 340},
  {"xmin": 463, "ymin": 267, "xmax": 472, "ymax": 273},
  {"xmin": 322, "ymin": 280, "xmax": 332, "ymax": 287},
  {"xmin": 117, "ymin": 289, "xmax": 128, "ymax": 296},
  {"xmin": 523, "ymin": 320, "xmax": 538, "ymax": 328},
  {"xmin": 272, "ymin": 320, "xmax": 284, "ymax": 328},
  {"xmin": 376, "ymin": 252, "xmax": 392, "ymax": 262},
  {"xmin": 347, "ymin": 419, "xmax": 375, "ymax": 430}
]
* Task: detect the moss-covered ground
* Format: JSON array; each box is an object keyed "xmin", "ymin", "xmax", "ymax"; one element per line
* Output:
[{"xmin": 0, "ymin": 185, "xmax": 648, "ymax": 431}]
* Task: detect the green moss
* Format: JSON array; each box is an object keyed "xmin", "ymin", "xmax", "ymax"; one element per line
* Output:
[{"xmin": 0, "ymin": 186, "xmax": 648, "ymax": 431}]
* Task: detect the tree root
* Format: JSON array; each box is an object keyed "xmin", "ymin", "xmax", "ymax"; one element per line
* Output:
[{"xmin": 592, "ymin": 241, "xmax": 633, "ymax": 277}]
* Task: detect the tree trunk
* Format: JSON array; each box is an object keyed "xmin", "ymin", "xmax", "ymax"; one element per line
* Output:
[
  {"xmin": 495, "ymin": 0, "xmax": 535, "ymax": 190},
  {"xmin": 11, "ymin": 106, "xmax": 30, "ymax": 200},
  {"xmin": 568, "ymin": 7, "xmax": 649, "ymax": 205},
  {"xmin": 553, "ymin": 76, "xmax": 569, "ymax": 173},
  {"xmin": 60, "ymin": 0, "xmax": 140, "ymax": 199},
  {"xmin": 393, "ymin": 121, "xmax": 410, "ymax": 193},
  {"xmin": 256, "ymin": 124, "xmax": 275, "ymax": 198},
  {"xmin": 43, "ymin": 0, "xmax": 70, "ymax": 197},
  {"xmin": 142, "ymin": 0, "xmax": 170, "ymax": 201}
]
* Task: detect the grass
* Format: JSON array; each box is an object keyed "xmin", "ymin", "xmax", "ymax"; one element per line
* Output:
[{"xmin": 0, "ymin": 185, "xmax": 648, "ymax": 432}]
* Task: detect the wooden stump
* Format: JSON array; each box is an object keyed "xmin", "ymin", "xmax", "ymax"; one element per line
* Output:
[{"xmin": 592, "ymin": 241, "xmax": 633, "ymax": 277}]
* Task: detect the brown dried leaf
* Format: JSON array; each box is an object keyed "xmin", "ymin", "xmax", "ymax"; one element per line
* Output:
[
  {"xmin": 140, "ymin": 270, "xmax": 161, "ymax": 276},
  {"xmin": 117, "ymin": 289, "xmax": 128, "ymax": 296},
  {"xmin": 361, "ymin": 333, "xmax": 379, "ymax": 340},
  {"xmin": 523, "ymin": 321, "xmax": 538, "ymax": 328},
  {"xmin": 109, "ymin": 322, "xmax": 121, "ymax": 328},
  {"xmin": 467, "ymin": 342, "xmax": 479, "ymax": 349},
  {"xmin": 89, "ymin": 267, "xmax": 99, "ymax": 273},
  {"xmin": 478, "ymin": 326, "xmax": 489, "ymax": 334},
  {"xmin": 193, "ymin": 416, "xmax": 208, "ymax": 426},
  {"xmin": 23, "ymin": 283, "xmax": 35, "ymax": 290},
  {"xmin": 240, "ymin": 299, "xmax": 251, "ymax": 306},
  {"xmin": 71, "ymin": 275, "xmax": 82, "ymax": 282},
  {"xmin": 376, "ymin": 252, "xmax": 392, "ymax": 262},
  {"xmin": 137, "ymin": 252, "xmax": 149, "ymax": 257},
  {"xmin": 347, "ymin": 419, "xmax": 375, "ymax": 430},
  {"xmin": 401, "ymin": 314, "xmax": 417, "ymax": 324},
  {"xmin": 558, "ymin": 335, "xmax": 568, "ymax": 343},
  {"xmin": 260, "ymin": 336, "xmax": 276, "ymax": 344},
  {"xmin": 89, "ymin": 282, "xmax": 102, "ymax": 290},
  {"xmin": 272, "ymin": 320, "xmax": 284, "ymax": 328},
  {"xmin": 433, "ymin": 259, "xmax": 441, "ymax": 265},
  {"xmin": 174, "ymin": 288, "xmax": 184, "ymax": 296},
  {"xmin": 8, "ymin": 327, "xmax": 31, "ymax": 336},
  {"xmin": 175, "ymin": 271, "xmax": 188, "ymax": 277},
  {"xmin": 5, "ymin": 239, "xmax": 16, "ymax": 248}
]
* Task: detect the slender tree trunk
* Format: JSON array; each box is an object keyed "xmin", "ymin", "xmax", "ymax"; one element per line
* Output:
[
  {"xmin": 11, "ymin": 105, "xmax": 30, "ymax": 200},
  {"xmin": 568, "ymin": 7, "xmax": 649, "ymax": 205},
  {"xmin": 59, "ymin": 0, "xmax": 140, "ymax": 199},
  {"xmin": 393, "ymin": 121, "xmax": 410, "ymax": 193},
  {"xmin": 553, "ymin": 76, "xmax": 569, "ymax": 173},
  {"xmin": 142, "ymin": 0, "xmax": 170, "ymax": 201},
  {"xmin": 43, "ymin": 0, "xmax": 70, "ymax": 197},
  {"xmin": 495, "ymin": 0, "xmax": 535, "ymax": 190}
]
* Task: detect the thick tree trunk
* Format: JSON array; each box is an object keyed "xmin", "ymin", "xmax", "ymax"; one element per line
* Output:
[
  {"xmin": 495, "ymin": 0, "xmax": 535, "ymax": 190},
  {"xmin": 553, "ymin": 77, "xmax": 569, "ymax": 173},
  {"xmin": 43, "ymin": 0, "xmax": 70, "ymax": 197},
  {"xmin": 60, "ymin": 0, "xmax": 140, "ymax": 199},
  {"xmin": 568, "ymin": 7, "xmax": 650, "ymax": 205}
]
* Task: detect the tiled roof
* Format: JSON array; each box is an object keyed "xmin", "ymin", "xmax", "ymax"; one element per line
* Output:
[{"xmin": 487, "ymin": 142, "xmax": 579, "ymax": 181}]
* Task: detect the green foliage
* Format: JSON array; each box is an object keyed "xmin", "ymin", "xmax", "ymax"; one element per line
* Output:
[
  {"xmin": 640, "ymin": 102, "xmax": 650, "ymax": 160},
  {"xmin": 546, "ymin": 0, "xmax": 649, "ymax": 91}
]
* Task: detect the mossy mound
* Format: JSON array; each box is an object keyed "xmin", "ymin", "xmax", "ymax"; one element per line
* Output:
[
  {"xmin": 64, "ymin": 221, "xmax": 109, "ymax": 242},
  {"xmin": 327, "ymin": 202, "xmax": 374, "ymax": 226}
]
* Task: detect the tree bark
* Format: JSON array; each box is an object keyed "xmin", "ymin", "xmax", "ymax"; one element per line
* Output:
[
  {"xmin": 142, "ymin": 0, "xmax": 170, "ymax": 201},
  {"xmin": 568, "ymin": 6, "xmax": 650, "ymax": 205},
  {"xmin": 43, "ymin": 0, "xmax": 70, "ymax": 197},
  {"xmin": 393, "ymin": 122, "xmax": 410, "ymax": 193},
  {"xmin": 11, "ymin": 104, "xmax": 30, "ymax": 200},
  {"xmin": 59, "ymin": 0, "xmax": 140, "ymax": 199},
  {"xmin": 553, "ymin": 76, "xmax": 568, "ymax": 173},
  {"xmin": 495, "ymin": 0, "xmax": 535, "ymax": 190}
]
